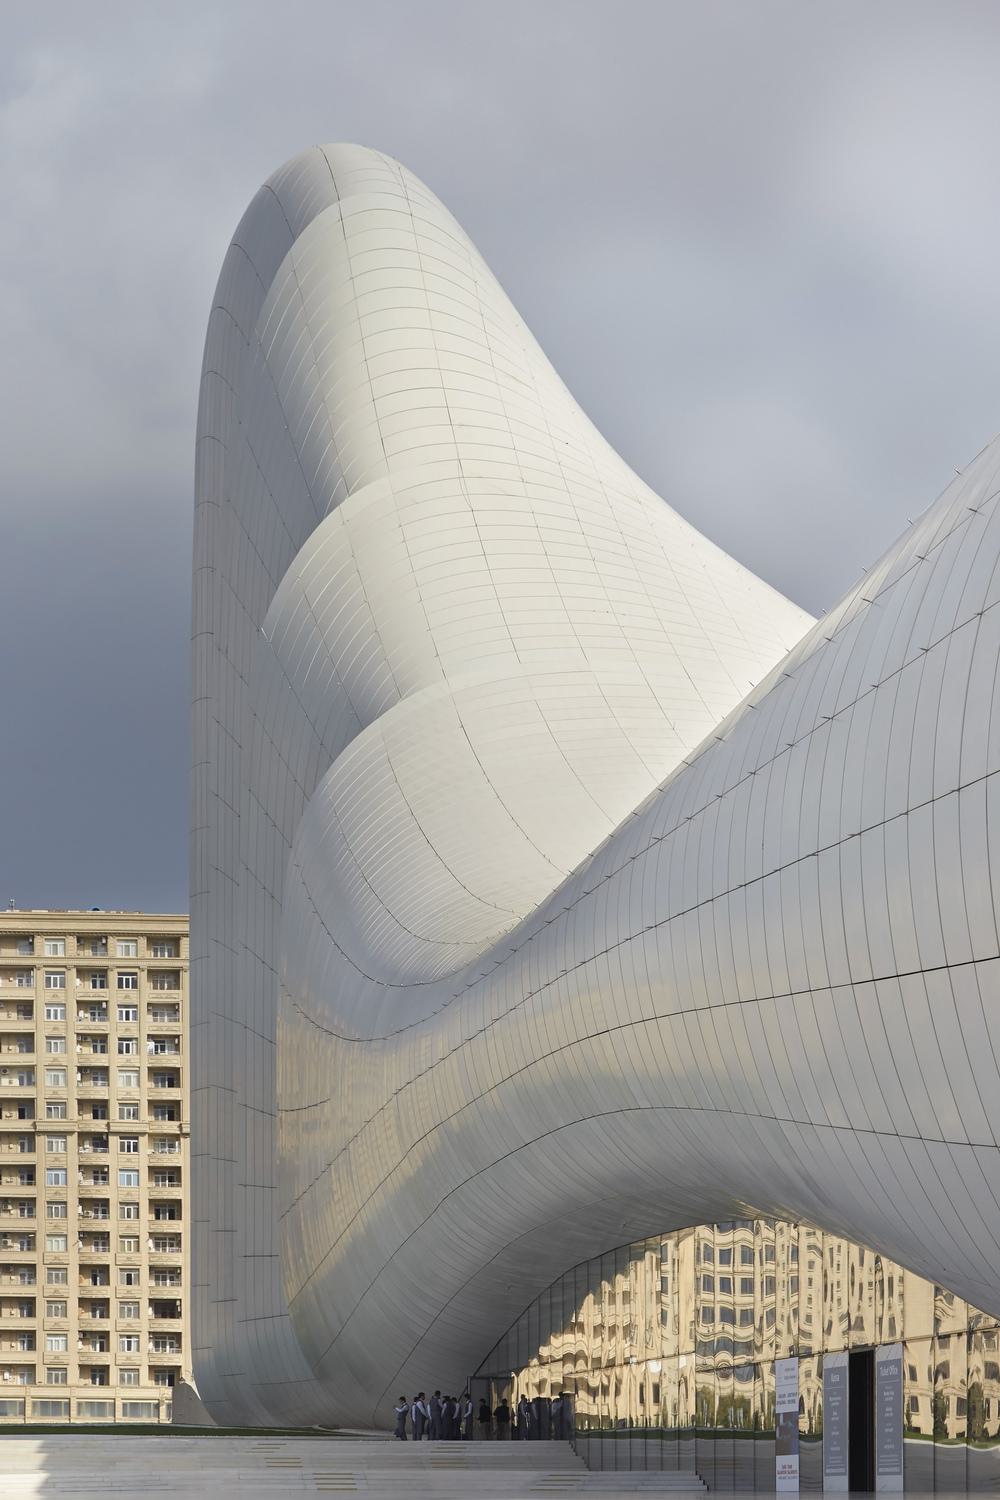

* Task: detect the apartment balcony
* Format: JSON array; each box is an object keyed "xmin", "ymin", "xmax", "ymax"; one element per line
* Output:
[
  {"xmin": 0, "ymin": 1141, "xmax": 34, "ymax": 1158},
  {"xmin": 147, "ymin": 1013, "xmax": 181, "ymax": 1030}
]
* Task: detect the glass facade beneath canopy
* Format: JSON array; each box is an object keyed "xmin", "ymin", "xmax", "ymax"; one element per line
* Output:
[{"xmin": 474, "ymin": 1219, "xmax": 1000, "ymax": 1491}]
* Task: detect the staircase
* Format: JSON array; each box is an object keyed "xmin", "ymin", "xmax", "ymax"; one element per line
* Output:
[{"xmin": 1, "ymin": 1434, "xmax": 709, "ymax": 1497}]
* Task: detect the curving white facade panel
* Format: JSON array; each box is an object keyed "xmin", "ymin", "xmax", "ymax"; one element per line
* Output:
[{"xmin": 192, "ymin": 143, "xmax": 1000, "ymax": 1429}]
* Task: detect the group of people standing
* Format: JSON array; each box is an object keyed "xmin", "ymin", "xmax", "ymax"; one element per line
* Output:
[
  {"xmin": 393, "ymin": 1390, "xmax": 572, "ymax": 1441},
  {"xmin": 394, "ymin": 1392, "xmax": 474, "ymax": 1441}
]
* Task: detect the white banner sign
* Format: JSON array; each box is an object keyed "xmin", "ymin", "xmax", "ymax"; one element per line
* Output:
[{"xmin": 775, "ymin": 1356, "xmax": 800, "ymax": 1492}]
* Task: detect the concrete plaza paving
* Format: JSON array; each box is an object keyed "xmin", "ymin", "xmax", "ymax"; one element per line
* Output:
[{"xmin": 0, "ymin": 1435, "xmax": 709, "ymax": 1498}]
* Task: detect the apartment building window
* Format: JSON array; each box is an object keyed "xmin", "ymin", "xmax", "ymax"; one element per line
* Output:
[
  {"xmin": 45, "ymin": 1138, "xmax": 66, "ymax": 1154},
  {"xmin": 88, "ymin": 940, "xmax": 107, "ymax": 957},
  {"xmin": 118, "ymin": 1104, "xmax": 139, "ymax": 1121},
  {"xmin": 88, "ymin": 1368, "xmax": 109, "ymax": 1386},
  {"xmin": 45, "ymin": 1368, "xmax": 67, "ymax": 1386},
  {"xmin": 13, "ymin": 1071, "xmax": 33, "ymax": 1087},
  {"xmin": 151, "ymin": 1236, "xmax": 180, "ymax": 1253},
  {"xmin": 152, "ymin": 1106, "xmax": 176, "ymax": 1121},
  {"xmin": 152, "ymin": 1074, "xmax": 178, "ymax": 1090},
  {"xmin": 118, "ymin": 1069, "xmax": 139, "ymax": 1089},
  {"xmin": 153, "ymin": 1368, "xmax": 176, "ymax": 1387},
  {"xmin": 87, "ymin": 1168, "xmax": 109, "ymax": 1187},
  {"xmin": 116, "ymin": 941, "xmax": 138, "ymax": 959},
  {"xmin": 151, "ymin": 972, "xmax": 179, "ymax": 991},
  {"xmin": 150, "ymin": 942, "xmax": 176, "ymax": 958},
  {"xmin": 14, "ymin": 972, "xmax": 32, "ymax": 988},
  {"xmin": 42, "ymin": 940, "xmax": 65, "ymax": 958},
  {"xmin": 120, "ymin": 1367, "xmax": 139, "ymax": 1386},
  {"xmin": 117, "ymin": 1039, "xmax": 138, "ymax": 1056},
  {"xmin": 118, "ymin": 1301, "xmax": 139, "ymax": 1319},
  {"xmin": 15, "ymin": 940, "xmax": 33, "ymax": 956},
  {"xmin": 120, "ymin": 1236, "xmax": 139, "ymax": 1254},
  {"xmin": 43, "ymin": 1004, "xmax": 65, "ymax": 1022},
  {"xmin": 45, "ymin": 1097, "xmax": 66, "ymax": 1116},
  {"xmin": 119, "ymin": 1334, "xmax": 140, "ymax": 1353},
  {"xmin": 153, "ymin": 1205, "xmax": 178, "ymax": 1222},
  {"xmin": 118, "ymin": 1171, "xmax": 139, "ymax": 1189},
  {"xmin": 150, "ymin": 1038, "xmax": 178, "ymax": 1055},
  {"xmin": 153, "ymin": 1172, "xmax": 177, "ymax": 1188},
  {"xmin": 88, "ymin": 973, "xmax": 107, "ymax": 990},
  {"xmin": 46, "ymin": 1203, "xmax": 67, "ymax": 1219},
  {"xmin": 45, "ymin": 1300, "xmax": 67, "ymax": 1318},
  {"xmin": 45, "ymin": 1038, "xmax": 66, "ymax": 1054},
  {"xmin": 151, "ymin": 1336, "xmax": 179, "ymax": 1353},
  {"xmin": 45, "ymin": 1169, "xmax": 66, "ymax": 1187},
  {"xmin": 45, "ymin": 1268, "xmax": 67, "ymax": 1286},
  {"xmin": 45, "ymin": 1335, "xmax": 67, "ymax": 1353},
  {"xmin": 119, "ymin": 1137, "xmax": 139, "ymax": 1154},
  {"xmin": 117, "ymin": 975, "xmax": 138, "ymax": 993},
  {"xmin": 44, "ymin": 1069, "xmax": 66, "ymax": 1088},
  {"xmin": 122, "ymin": 1400, "xmax": 159, "ymax": 1418},
  {"xmin": 43, "ymin": 973, "xmax": 65, "ymax": 990},
  {"xmin": 119, "ymin": 1270, "xmax": 140, "ymax": 1287},
  {"xmin": 117, "ymin": 1005, "xmax": 138, "ymax": 1023},
  {"xmin": 120, "ymin": 1203, "xmax": 140, "ymax": 1220},
  {"xmin": 152, "ymin": 1271, "xmax": 179, "ymax": 1287},
  {"xmin": 151, "ymin": 1139, "xmax": 179, "ymax": 1155}
]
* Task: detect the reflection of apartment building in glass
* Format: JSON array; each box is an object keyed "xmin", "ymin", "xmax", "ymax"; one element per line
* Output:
[
  {"xmin": 0, "ymin": 912, "xmax": 188, "ymax": 1424},
  {"xmin": 193, "ymin": 141, "xmax": 1000, "ymax": 1492},
  {"xmin": 474, "ymin": 1219, "xmax": 1000, "ymax": 1489}
]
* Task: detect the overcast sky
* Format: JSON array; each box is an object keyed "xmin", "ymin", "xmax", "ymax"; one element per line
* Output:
[{"xmin": 4, "ymin": 0, "xmax": 1000, "ymax": 914}]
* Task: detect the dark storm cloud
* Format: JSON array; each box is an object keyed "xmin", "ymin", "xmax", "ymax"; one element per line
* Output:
[{"xmin": 3, "ymin": 0, "xmax": 1000, "ymax": 910}]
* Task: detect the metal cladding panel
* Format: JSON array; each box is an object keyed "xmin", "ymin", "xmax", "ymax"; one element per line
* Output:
[{"xmin": 192, "ymin": 143, "xmax": 1000, "ymax": 1429}]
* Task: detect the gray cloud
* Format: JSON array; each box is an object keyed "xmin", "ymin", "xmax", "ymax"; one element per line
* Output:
[{"xmin": 3, "ymin": 0, "xmax": 1000, "ymax": 911}]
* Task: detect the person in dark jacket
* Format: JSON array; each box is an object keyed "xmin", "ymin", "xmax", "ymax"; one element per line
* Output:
[
  {"xmin": 478, "ymin": 1397, "xmax": 492, "ymax": 1439},
  {"xmin": 393, "ymin": 1395, "xmax": 408, "ymax": 1439},
  {"xmin": 494, "ymin": 1398, "xmax": 511, "ymax": 1438},
  {"xmin": 411, "ymin": 1392, "xmax": 428, "ymax": 1440},
  {"xmin": 462, "ymin": 1392, "xmax": 474, "ymax": 1440},
  {"xmin": 517, "ymin": 1393, "xmax": 533, "ymax": 1440}
]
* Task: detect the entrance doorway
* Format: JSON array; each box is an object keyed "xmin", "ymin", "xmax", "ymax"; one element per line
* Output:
[{"xmin": 848, "ymin": 1349, "xmax": 875, "ymax": 1491}]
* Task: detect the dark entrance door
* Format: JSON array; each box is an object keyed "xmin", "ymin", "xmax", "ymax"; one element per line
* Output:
[{"xmin": 848, "ymin": 1349, "xmax": 875, "ymax": 1491}]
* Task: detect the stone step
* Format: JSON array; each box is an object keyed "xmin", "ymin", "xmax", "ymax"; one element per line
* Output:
[{"xmin": 0, "ymin": 1435, "xmax": 708, "ymax": 1498}]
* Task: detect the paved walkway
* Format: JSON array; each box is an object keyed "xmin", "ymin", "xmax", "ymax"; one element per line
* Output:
[{"xmin": 0, "ymin": 1435, "xmax": 709, "ymax": 1497}]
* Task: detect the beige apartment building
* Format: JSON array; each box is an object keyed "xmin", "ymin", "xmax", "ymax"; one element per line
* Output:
[{"xmin": 0, "ymin": 910, "xmax": 188, "ymax": 1424}]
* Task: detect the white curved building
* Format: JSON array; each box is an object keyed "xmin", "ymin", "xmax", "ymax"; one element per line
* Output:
[{"xmin": 192, "ymin": 144, "xmax": 1000, "ymax": 1439}]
